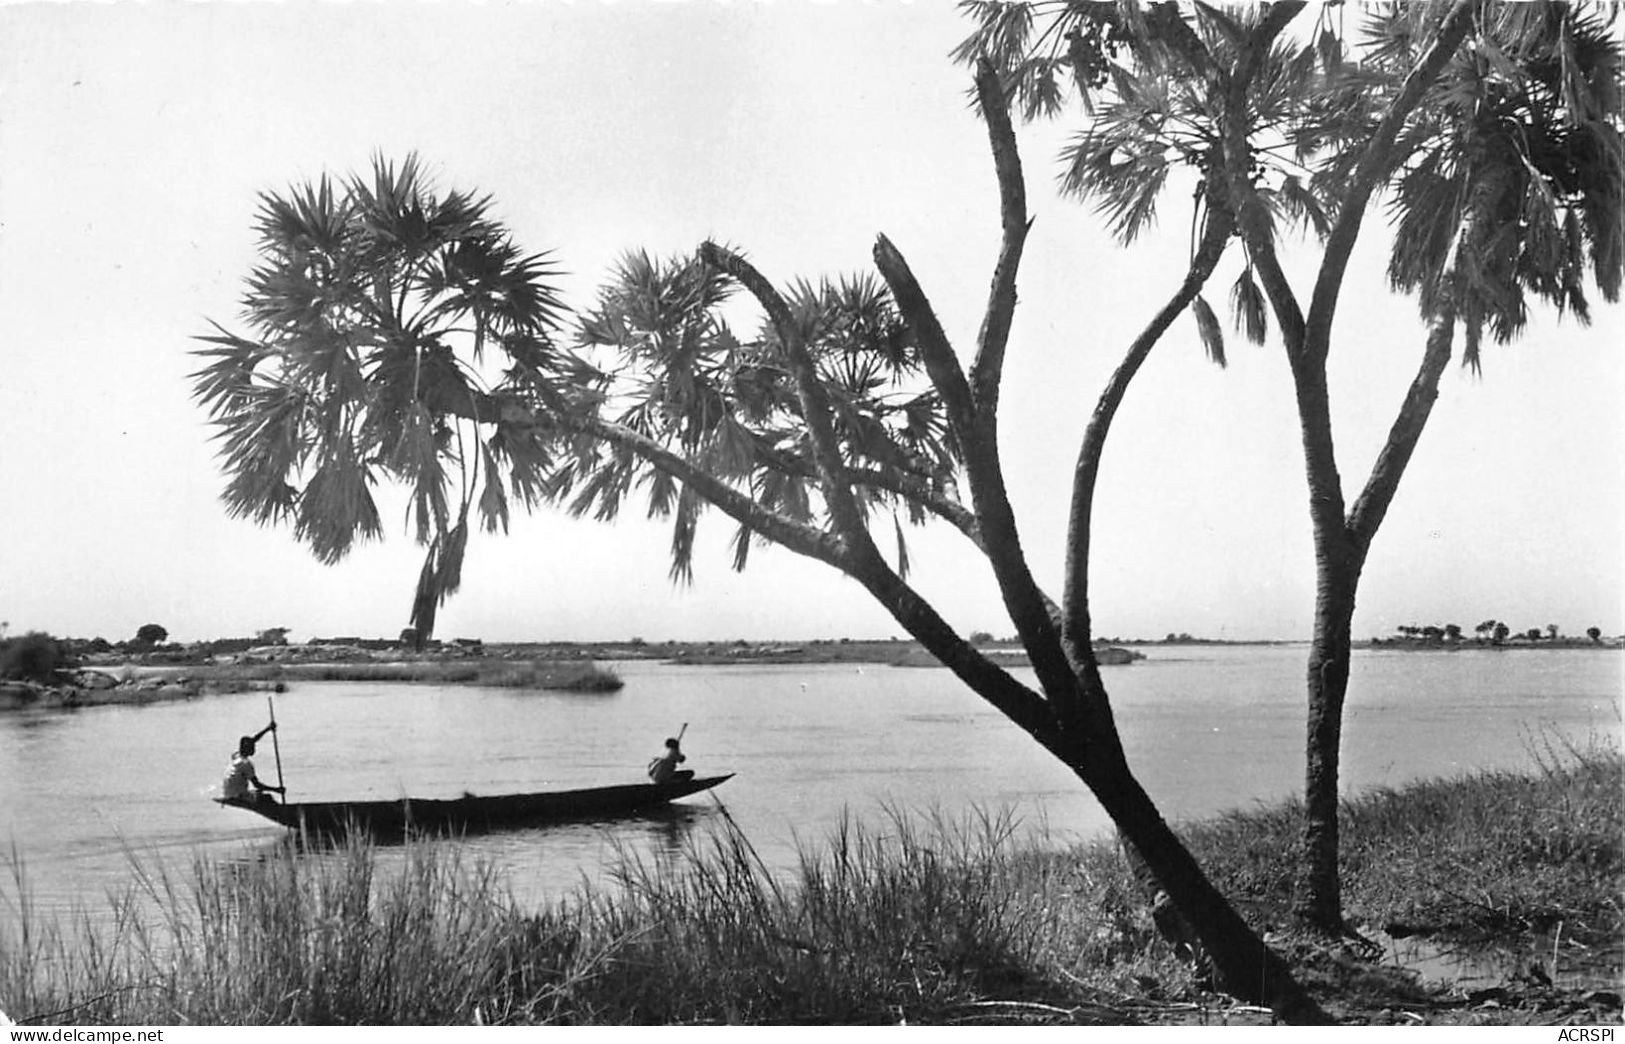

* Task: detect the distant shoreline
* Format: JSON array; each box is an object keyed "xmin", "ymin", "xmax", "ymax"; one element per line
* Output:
[{"xmin": 4, "ymin": 635, "xmax": 1617, "ymax": 713}]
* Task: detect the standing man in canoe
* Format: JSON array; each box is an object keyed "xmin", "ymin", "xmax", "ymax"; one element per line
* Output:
[
  {"xmin": 222, "ymin": 721, "xmax": 286, "ymax": 804},
  {"xmin": 647, "ymin": 734, "xmax": 693, "ymax": 785}
]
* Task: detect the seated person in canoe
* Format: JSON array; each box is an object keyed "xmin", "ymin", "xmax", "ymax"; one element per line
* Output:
[
  {"xmin": 222, "ymin": 723, "xmax": 286, "ymax": 804},
  {"xmin": 647, "ymin": 735, "xmax": 694, "ymax": 785}
]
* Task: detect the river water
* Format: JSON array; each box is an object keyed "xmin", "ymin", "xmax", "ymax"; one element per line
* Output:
[{"xmin": 1, "ymin": 645, "xmax": 1618, "ymax": 931}]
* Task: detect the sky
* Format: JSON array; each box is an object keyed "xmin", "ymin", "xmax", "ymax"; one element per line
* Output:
[{"xmin": 1, "ymin": 1, "xmax": 1620, "ymax": 647}]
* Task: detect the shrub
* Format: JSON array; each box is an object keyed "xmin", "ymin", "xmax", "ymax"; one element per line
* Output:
[{"xmin": 0, "ymin": 631, "xmax": 68, "ymax": 684}]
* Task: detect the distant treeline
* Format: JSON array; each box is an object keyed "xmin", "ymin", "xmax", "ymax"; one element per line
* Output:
[{"xmin": 1374, "ymin": 620, "xmax": 1616, "ymax": 647}]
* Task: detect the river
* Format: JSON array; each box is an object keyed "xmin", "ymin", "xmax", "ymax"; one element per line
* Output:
[{"xmin": 1, "ymin": 644, "xmax": 1618, "ymax": 930}]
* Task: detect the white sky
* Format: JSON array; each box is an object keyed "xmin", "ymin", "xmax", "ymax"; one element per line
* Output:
[{"xmin": 1, "ymin": 1, "xmax": 1619, "ymax": 646}]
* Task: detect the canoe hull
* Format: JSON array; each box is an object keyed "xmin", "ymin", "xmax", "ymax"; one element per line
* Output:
[{"xmin": 215, "ymin": 774, "xmax": 733, "ymax": 839}]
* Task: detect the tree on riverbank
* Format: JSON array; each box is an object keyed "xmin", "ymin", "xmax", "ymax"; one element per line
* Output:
[
  {"xmin": 0, "ymin": 631, "xmax": 68, "ymax": 685},
  {"xmin": 964, "ymin": 0, "xmax": 1623, "ymax": 934},
  {"xmin": 190, "ymin": 156, "xmax": 577, "ymax": 647}
]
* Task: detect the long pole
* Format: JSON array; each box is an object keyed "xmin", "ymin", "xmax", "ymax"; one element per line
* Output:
[
  {"xmin": 267, "ymin": 694, "xmax": 286, "ymax": 803},
  {"xmin": 676, "ymin": 722, "xmax": 688, "ymax": 744}
]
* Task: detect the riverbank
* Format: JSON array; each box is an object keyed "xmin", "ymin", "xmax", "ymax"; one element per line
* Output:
[
  {"xmin": 3, "ymin": 638, "xmax": 1152, "ymax": 711},
  {"xmin": 0, "ymin": 672, "xmax": 281, "ymax": 712},
  {"xmin": 206, "ymin": 658, "xmax": 626, "ymax": 692},
  {"xmin": 2, "ymin": 745, "xmax": 1617, "ymax": 1026},
  {"xmin": 0, "ymin": 657, "xmax": 625, "ymax": 711}
]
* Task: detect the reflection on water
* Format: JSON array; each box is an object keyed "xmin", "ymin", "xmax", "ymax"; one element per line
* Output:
[{"xmin": 1, "ymin": 646, "xmax": 1618, "ymax": 937}]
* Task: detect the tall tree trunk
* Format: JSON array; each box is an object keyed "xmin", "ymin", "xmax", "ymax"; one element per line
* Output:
[
  {"xmin": 1292, "ymin": 313, "xmax": 1453, "ymax": 932},
  {"xmin": 1064, "ymin": 728, "xmax": 1330, "ymax": 1023},
  {"xmin": 1297, "ymin": 537, "xmax": 1361, "ymax": 931},
  {"xmin": 855, "ymin": 568, "xmax": 1332, "ymax": 1023}
]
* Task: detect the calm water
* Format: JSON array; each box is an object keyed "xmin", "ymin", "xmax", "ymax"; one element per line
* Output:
[{"xmin": 1, "ymin": 645, "xmax": 1618, "ymax": 928}]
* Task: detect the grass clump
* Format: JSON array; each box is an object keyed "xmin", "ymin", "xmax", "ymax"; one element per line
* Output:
[{"xmin": 1180, "ymin": 739, "xmax": 1623, "ymax": 949}]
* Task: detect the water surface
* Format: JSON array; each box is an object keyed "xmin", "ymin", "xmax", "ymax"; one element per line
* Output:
[{"xmin": 1, "ymin": 645, "xmax": 1617, "ymax": 926}]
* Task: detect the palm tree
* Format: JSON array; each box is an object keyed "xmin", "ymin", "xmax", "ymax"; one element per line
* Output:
[
  {"xmin": 191, "ymin": 154, "xmax": 579, "ymax": 646},
  {"xmin": 1262, "ymin": 0, "xmax": 1623, "ymax": 931},
  {"xmin": 968, "ymin": 0, "xmax": 1621, "ymax": 936}
]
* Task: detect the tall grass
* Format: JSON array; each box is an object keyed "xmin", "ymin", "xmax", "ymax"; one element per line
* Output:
[
  {"xmin": 1181, "ymin": 738, "xmax": 1623, "ymax": 946},
  {"xmin": 574, "ymin": 806, "xmax": 1176, "ymax": 1023},
  {"xmin": 4, "ymin": 841, "xmax": 537, "ymax": 1024},
  {"xmin": 1, "ymin": 810, "xmax": 1190, "ymax": 1026}
]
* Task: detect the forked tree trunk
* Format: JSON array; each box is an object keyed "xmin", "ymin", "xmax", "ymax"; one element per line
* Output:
[
  {"xmin": 855, "ymin": 572, "xmax": 1332, "ymax": 1023},
  {"xmin": 1291, "ymin": 313, "xmax": 1453, "ymax": 932}
]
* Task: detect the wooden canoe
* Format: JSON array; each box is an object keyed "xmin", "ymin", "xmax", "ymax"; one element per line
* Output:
[{"xmin": 214, "ymin": 773, "xmax": 733, "ymax": 839}]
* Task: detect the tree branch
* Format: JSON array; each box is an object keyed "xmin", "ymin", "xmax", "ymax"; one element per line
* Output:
[
  {"xmin": 1256, "ymin": 232, "xmax": 1348, "ymax": 535},
  {"xmin": 589, "ymin": 394, "xmax": 1056, "ymax": 742},
  {"xmin": 847, "ymin": 466, "xmax": 985, "ymax": 547},
  {"xmin": 1062, "ymin": 197, "xmax": 1236, "ymax": 661},
  {"xmin": 969, "ymin": 56, "xmax": 1031, "ymax": 419},
  {"xmin": 876, "ymin": 233, "xmax": 1076, "ymax": 707},
  {"xmin": 1240, "ymin": 226, "xmax": 1307, "ymax": 354},
  {"xmin": 1305, "ymin": 0, "xmax": 1477, "ymax": 364},
  {"xmin": 1062, "ymin": 2, "xmax": 1297, "ymax": 662},
  {"xmin": 1346, "ymin": 310, "xmax": 1455, "ymax": 549},
  {"xmin": 872, "ymin": 234, "xmax": 979, "ymax": 444},
  {"xmin": 852, "ymin": 555, "xmax": 1061, "ymax": 746},
  {"xmin": 699, "ymin": 242, "xmax": 879, "ymax": 563},
  {"xmin": 580, "ymin": 415, "xmax": 851, "ymax": 571}
]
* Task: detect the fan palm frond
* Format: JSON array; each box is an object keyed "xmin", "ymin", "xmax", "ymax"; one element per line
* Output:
[
  {"xmin": 1229, "ymin": 267, "xmax": 1269, "ymax": 345},
  {"xmin": 1190, "ymin": 294, "xmax": 1226, "ymax": 368}
]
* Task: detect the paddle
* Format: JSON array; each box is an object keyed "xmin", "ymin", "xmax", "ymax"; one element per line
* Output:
[{"xmin": 267, "ymin": 694, "xmax": 286, "ymax": 804}]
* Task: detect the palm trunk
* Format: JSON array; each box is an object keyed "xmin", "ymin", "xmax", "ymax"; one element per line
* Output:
[
  {"xmin": 1065, "ymin": 727, "xmax": 1329, "ymax": 1023},
  {"xmin": 852, "ymin": 565, "xmax": 1330, "ymax": 1022},
  {"xmin": 1297, "ymin": 537, "xmax": 1361, "ymax": 931},
  {"xmin": 1293, "ymin": 314, "xmax": 1454, "ymax": 931}
]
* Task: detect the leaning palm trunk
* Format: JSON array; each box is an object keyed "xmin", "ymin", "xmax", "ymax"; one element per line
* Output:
[
  {"xmin": 851, "ymin": 561, "xmax": 1329, "ymax": 1022},
  {"xmin": 1065, "ymin": 707, "xmax": 1325, "ymax": 1021}
]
